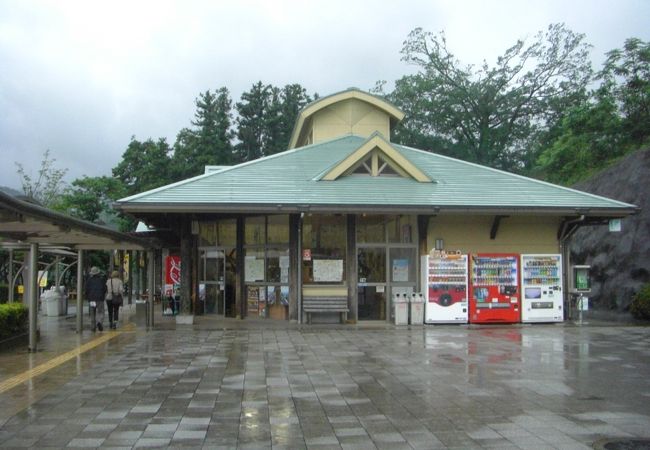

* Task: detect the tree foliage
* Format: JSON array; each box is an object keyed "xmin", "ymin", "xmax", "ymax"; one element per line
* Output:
[
  {"xmin": 235, "ymin": 82, "xmax": 313, "ymax": 161},
  {"xmin": 112, "ymin": 137, "xmax": 172, "ymax": 195},
  {"xmin": 536, "ymin": 37, "xmax": 649, "ymax": 184},
  {"xmin": 384, "ymin": 23, "xmax": 592, "ymax": 172},
  {"xmin": 55, "ymin": 176, "xmax": 127, "ymax": 224},
  {"xmin": 15, "ymin": 149, "xmax": 68, "ymax": 207},
  {"xmin": 600, "ymin": 38, "xmax": 650, "ymax": 146},
  {"xmin": 172, "ymin": 87, "xmax": 235, "ymax": 179}
]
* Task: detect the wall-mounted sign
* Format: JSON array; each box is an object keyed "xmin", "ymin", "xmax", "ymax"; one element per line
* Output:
[{"xmin": 609, "ymin": 219, "xmax": 622, "ymax": 232}]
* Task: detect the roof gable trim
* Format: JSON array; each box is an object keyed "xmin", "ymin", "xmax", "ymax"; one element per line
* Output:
[{"xmin": 318, "ymin": 132, "xmax": 432, "ymax": 183}]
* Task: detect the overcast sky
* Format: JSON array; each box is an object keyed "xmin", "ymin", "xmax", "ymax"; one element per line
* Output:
[{"xmin": 1, "ymin": 0, "xmax": 649, "ymax": 191}]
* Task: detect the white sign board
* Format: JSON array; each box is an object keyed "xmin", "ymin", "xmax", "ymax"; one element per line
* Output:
[{"xmin": 313, "ymin": 259, "xmax": 343, "ymax": 282}]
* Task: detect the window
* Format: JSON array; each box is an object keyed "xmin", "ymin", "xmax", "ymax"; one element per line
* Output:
[{"xmin": 302, "ymin": 215, "xmax": 346, "ymax": 284}]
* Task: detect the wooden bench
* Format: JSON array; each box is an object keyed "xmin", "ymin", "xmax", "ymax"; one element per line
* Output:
[{"xmin": 303, "ymin": 296, "xmax": 349, "ymax": 324}]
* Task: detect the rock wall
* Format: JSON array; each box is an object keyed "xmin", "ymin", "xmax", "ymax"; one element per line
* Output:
[{"xmin": 570, "ymin": 148, "xmax": 649, "ymax": 312}]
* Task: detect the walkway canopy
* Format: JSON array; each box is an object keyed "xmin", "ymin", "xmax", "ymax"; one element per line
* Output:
[
  {"xmin": 0, "ymin": 190, "xmax": 157, "ymax": 351},
  {"xmin": 0, "ymin": 190, "xmax": 151, "ymax": 250}
]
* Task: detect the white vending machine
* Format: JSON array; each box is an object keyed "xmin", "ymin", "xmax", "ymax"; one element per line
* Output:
[
  {"xmin": 421, "ymin": 253, "xmax": 469, "ymax": 324},
  {"xmin": 520, "ymin": 254, "xmax": 563, "ymax": 323}
]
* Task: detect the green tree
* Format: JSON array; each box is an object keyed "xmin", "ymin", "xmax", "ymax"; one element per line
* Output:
[
  {"xmin": 535, "ymin": 38, "xmax": 649, "ymax": 185},
  {"xmin": 235, "ymin": 81, "xmax": 270, "ymax": 162},
  {"xmin": 113, "ymin": 137, "xmax": 172, "ymax": 195},
  {"xmin": 15, "ymin": 149, "xmax": 68, "ymax": 207},
  {"xmin": 265, "ymin": 84, "xmax": 313, "ymax": 155},
  {"xmin": 384, "ymin": 23, "xmax": 592, "ymax": 172},
  {"xmin": 600, "ymin": 38, "xmax": 650, "ymax": 146},
  {"xmin": 172, "ymin": 88, "xmax": 234, "ymax": 179},
  {"xmin": 55, "ymin": 176, "xmax": 127, "ymax": 224},
  {"xmin": 235, "ymin": 82, "xmax": 314, "ymax": 161},
  {"xmin": 536, "ymin": 90, "xmax": 623, "ymax": 184}
]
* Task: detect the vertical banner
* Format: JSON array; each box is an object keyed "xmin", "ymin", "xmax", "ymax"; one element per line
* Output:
[{"xmin": 165, "ymin": 255, "xmax": 181, "ymax": 285}]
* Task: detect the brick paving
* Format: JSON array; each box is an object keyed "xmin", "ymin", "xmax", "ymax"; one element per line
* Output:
[{"xmin": 1, "ymin": 311, "xmax": 650, "ymax": 449}]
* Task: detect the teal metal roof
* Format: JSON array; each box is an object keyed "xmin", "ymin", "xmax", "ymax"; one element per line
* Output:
[{"xmin": 116, "ymin": 135, "xmax": 637, "ymax": 216}]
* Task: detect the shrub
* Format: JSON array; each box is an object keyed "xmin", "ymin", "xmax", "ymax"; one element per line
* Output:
[
  {"xmin": 0, "ymin": 283, "xmax": 8, "ymax": 303},
  {"xmin": 0, "ymin": 303, "xmax": 28, "ymax": 341},
  {"xmin": 630, "ymin": 283, "xmax": 650, "ymax": 320}
]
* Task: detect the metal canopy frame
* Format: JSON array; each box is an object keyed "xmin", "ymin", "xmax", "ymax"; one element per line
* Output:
[{"xmin": 0, "ymin": 190, "xmax": 157, "ymax": 351}]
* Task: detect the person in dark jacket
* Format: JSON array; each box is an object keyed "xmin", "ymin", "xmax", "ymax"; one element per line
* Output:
[{"xmin": 85, "ymin": 266, "xmax": 107, "ymax": 331}]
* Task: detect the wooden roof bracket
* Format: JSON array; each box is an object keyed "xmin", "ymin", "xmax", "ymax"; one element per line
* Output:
[{"xmin": 490, "ymin": 215, "xmax": 508, "ymax": 240}]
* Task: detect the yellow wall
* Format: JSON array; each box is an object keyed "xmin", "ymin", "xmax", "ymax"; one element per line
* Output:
[
  {"xmin": 311, "ymin": 99, "xmax": 391, "ymax": 143},
  {"xmin": 427, "ymin": 215, "xmax": 561, "ymax": 255}
]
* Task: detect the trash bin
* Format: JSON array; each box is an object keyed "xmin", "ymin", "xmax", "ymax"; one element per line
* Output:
[
  {"xmin": 393, "ymin": 293, "xmax": 409, "ymax": 325},
  {"xmin": 42, "ymin": 288, "xmax": 63, "ymax": 316},
  {"xmin": 135, "ymin": 300, "xmax": 148, "ymax": 327},
  {"xmin": 409, "ymin": 293, "xmax": 424, "ymax": 325}
]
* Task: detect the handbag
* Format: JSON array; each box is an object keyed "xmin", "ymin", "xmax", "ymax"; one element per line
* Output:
[{"xmin": 109, "ymin": 279, "xmax": 123, "ymax": 306}]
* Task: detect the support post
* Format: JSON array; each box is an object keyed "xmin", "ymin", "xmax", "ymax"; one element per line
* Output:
[
  {"xmin": 289, "ymin": 214, "xmax": 300, "ymax": 322},
  {"xmin": 177, "ymin": 219, "xmax": 194, "ymax": 324},
  {"xmin": 8, "ymin": 249, "xmax": 14, "ymax": 303},
  {"xmin": 147, "ymin": 250, "xmax": 155, "ymax": 329},
  {"xmin": 235, "ymin": 216, "xmax": 245, "ymax": 319},
  {"xmin": 347, "ymin": 214, "xmax": 358, "ymax": 322},
  {"xmin": 76, "ymin": 250, "xmax": 84, "ymax": 333},
  {"xmin": 28, "ymin": 243, "xmax": 39, "ymax": 352}
]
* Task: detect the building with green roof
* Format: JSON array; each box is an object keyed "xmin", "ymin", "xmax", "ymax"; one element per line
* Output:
[{"xmin": 116, "ymin": 88, "xmax": 637, "ymax": 325}]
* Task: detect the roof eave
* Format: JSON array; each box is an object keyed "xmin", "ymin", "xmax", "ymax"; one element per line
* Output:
[{"xmin": 114, "ymin": 202, "xmax": 638, "ymax": 218}]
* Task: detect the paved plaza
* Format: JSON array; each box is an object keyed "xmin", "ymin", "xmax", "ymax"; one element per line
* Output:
[{"xmin": 1, "ymin": 308, "xmax": 649, "ymax": 449}]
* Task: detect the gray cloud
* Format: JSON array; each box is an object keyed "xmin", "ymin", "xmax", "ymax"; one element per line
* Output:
[{"xmin": 1, "ymin": 0, "xmax": 648, "ymax": 190}]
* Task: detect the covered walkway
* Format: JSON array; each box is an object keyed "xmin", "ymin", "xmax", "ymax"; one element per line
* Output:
[{"xmin": 0, "ymin": 190, "xmax": 157, "ymax": 351}]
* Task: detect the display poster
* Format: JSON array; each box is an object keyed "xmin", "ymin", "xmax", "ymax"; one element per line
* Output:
[
  {"xmin": 38, "ymin": 270, "xmax": 48, "ymax": 288},
  {"xmin": 313, "ymin": 259, "xmax": 343, "ymax": 282},
  {"xmin": 247, "ymin": 287, "xmax": 259, "ymax": 313},
  {"xmin": 164, "ymin": 284, "xmax": 174, "ymax": 297},
  {"xmin": 392, "ymin": 259, "xmax": 409, "ymax": 282},
  {"xmin": 302, "ymin": 249, "xmax": 312, "ymax": 261},
  {"xmin": 165, "ymin": 256, "xmax": 181, "ymax": 284},
  {"xmin": 123, "ymin": 254, "xmax": 130, "ymax": 282},
  {"xmin": 280, "ymin": 286, "xmax": 289, "ymax": 306},
  {"xmin": 245, "ymin": 256, "xmax": 265, "ymax": 282},
  {"xmin": 280, "ymin": 255, "xmax": 289, "ymax": 283}
]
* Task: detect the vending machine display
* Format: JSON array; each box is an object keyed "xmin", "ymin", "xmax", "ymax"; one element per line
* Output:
[
  {"xmin": 421, "ymin": 254, "xmax": 468, "ymax": 323},
  {"xmin": 521, "ymin": 254, "xmax": 563, "ymax": 323},
  {"xmin": 469, "ymin": 254, "xmax": 520, "ymax": 323}
]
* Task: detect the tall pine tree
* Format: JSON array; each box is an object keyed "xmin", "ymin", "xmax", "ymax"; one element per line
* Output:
[
  {"xmin": 173, "ymin": 87, "xmax": 234, "ymax": 179},
  {"xmin": 235, "ymin": 81, "xmax": 270, "ymax": 162}
]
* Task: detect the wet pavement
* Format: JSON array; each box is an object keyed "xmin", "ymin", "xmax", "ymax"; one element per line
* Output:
[{"xmin": 1, "ymin": 310, "xmax": 649, "ymax": 449}]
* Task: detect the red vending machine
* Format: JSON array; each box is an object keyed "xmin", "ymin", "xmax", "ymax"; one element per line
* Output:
[{"xmin": 469, "ymin": 254, "xmax": 521, "ymax": 323}]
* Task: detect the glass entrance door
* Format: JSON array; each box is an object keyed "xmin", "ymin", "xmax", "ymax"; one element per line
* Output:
[
  {"xmin": 358, "ymin": 247, "xmax": 386, "ymax": 320},
  {"xmin": 200, "ymin": 248, "xmax": 229, "ymax": 315},
  {"xmin": 357, "ymin": 215, "xmax": 418, "ymax": 322}
]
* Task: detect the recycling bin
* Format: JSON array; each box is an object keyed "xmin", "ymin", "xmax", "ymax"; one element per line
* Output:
[
  {"xmin": 135, "ymin": 300, "xmax": 149, "ymax": 327},
  {"xmin": 393, "ymin": 293, "xmax": 409, "ymax": 325},
  {"xmin": 409, "ymin": 293, "xmax": 424, "ymax": 325},
  {"xmin": 42, "ymin": 288, "xmax": 64, "ymax": 316}
]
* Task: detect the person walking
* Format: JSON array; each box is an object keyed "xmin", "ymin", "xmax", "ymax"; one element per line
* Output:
[
  {"xmin": 106, "ymin": 270, "xmax": 124, "ymax": 329},
  {"xmin": 85, "ymin": 266, "xmax": 107, "ymax": 332}
]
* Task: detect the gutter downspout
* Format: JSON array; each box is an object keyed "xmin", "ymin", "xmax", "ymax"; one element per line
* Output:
[{"xmin": 559, "ymin": 215, "xmax": 586, "ymax": 320}]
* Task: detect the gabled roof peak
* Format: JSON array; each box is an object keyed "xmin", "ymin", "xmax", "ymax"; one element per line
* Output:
[
  {"xmin": 317, "ymin": 132, "xmax": 432, "ymax": 183},
  {"xmin": 288, "ymin": 88, "xmax": 405, "ymax": 149}
]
